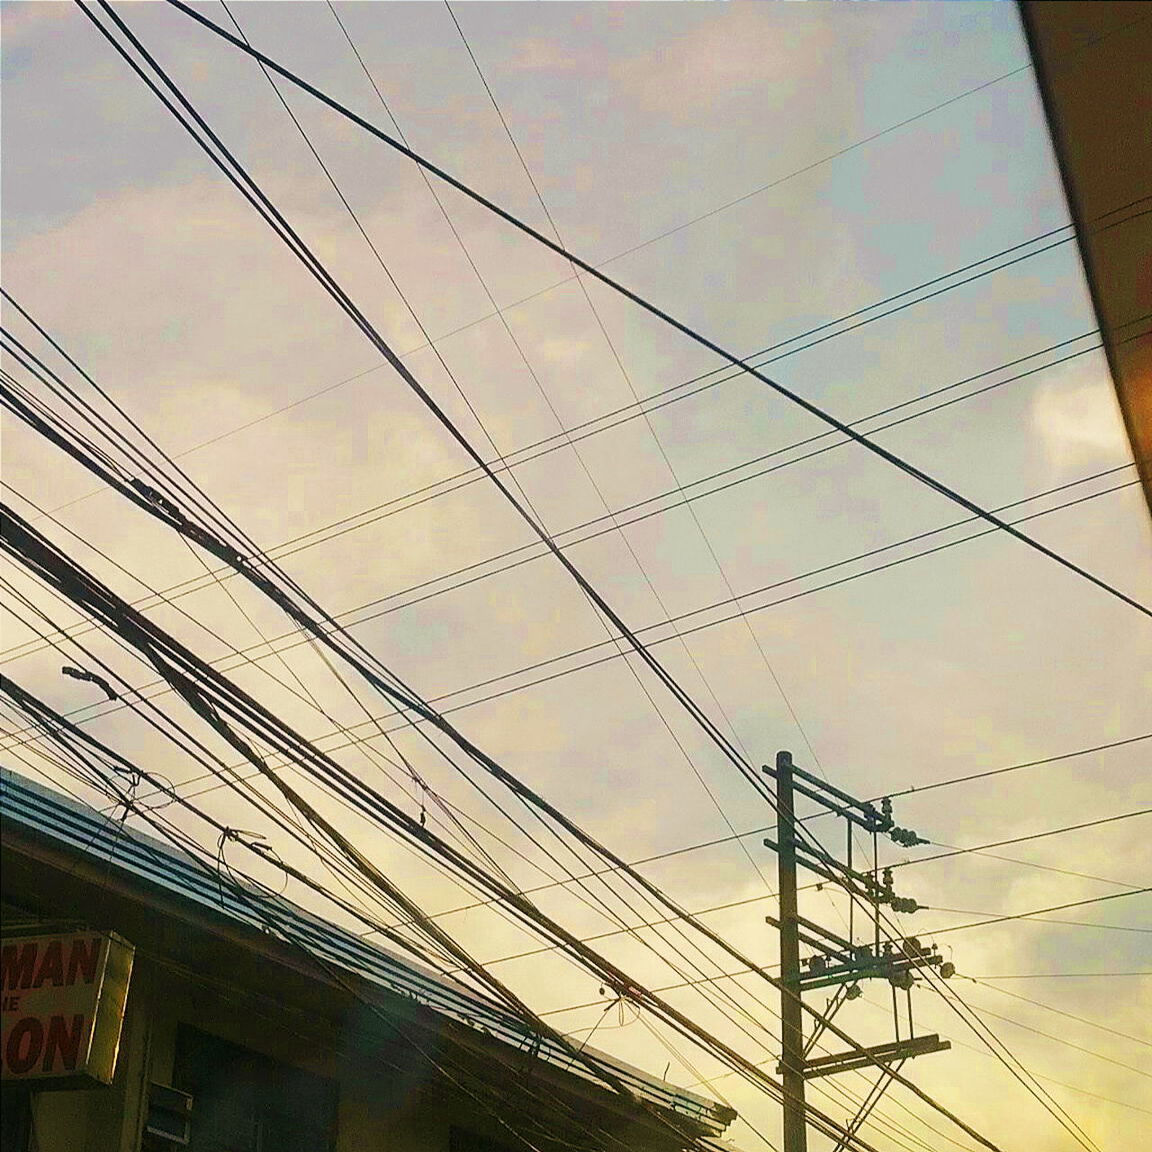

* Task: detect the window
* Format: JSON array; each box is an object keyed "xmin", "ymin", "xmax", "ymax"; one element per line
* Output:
[
  {"xmin": 0, "ymin": 1089, "xmax": 31, "ymax": 1152},
  {"xmin": 449, "ymin": 1128, "xmax": 518, "ymax": 1152},
  {"xmin": 171, "ymin": 1025, "xmax": 336, "ymax": 1152}
]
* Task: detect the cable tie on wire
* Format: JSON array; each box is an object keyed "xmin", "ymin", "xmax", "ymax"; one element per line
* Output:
[{"xmin": 130, "ymin": 477, "xmax": 184, "ymax": 521}]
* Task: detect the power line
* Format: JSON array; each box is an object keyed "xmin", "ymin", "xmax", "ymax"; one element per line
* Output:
[
  {"xmin": 958, "ymin": 977, "xmax": 1152, "ymax": 1050},
  {"xmin": 439, "ymin": 808, "xmax": 1151, "ymax": 970},
  {"xmin": 975, "ymin": 972, "xmax": 1152, "ymax": 980},
  {"xmin": 4, "ymin": 462, "xmax": 1135, "ymax": 750},
  {"xmin": 6, "ymin": 326, "xmax": 1122, "ymax": 666},
  {"xmin": 923, "ymin": 887, "xmax": 1152, "ymax": 938},
  {"xmin": 161, "ymin": 0, "xmax": 1152, "ymax": 621},
  {"xmin": 24, "ymin": 10, "xmax": 1136, "ymax": 1144},
  {"xmin": 7, "ymin": 76, "xmax": 1126, "ymax": 1143}
]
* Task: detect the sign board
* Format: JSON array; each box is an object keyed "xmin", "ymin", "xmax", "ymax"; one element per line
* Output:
[{"xmin": 1, "ymin": 930, "xmax": 134, "ymax": 1088}]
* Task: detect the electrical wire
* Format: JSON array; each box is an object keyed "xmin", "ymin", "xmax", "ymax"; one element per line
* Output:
[
  {"xmin": 6, "ymin": 324, "xmax": 1123, "ymax": 667},
  {"xmin": 159, "ymin": 0, "xmax": 1152, "ymax": 622},
  {"xmin": 921, "ymin": 888, "xmax": 1151, "ymax": 937},
  {"xmin": 15, "ymin": 8, "xmax": 1134, "ymax": 1145},
  {"xmin": 957, "ymin": 977, "xmax": 1152, "ymax": 1050},
  {"xmin": 3, "ymin": 502, "xmax": 897, "ymax": 1151},
  {"xmin": 4, "ymin": 460, "xmax": 1134, "ymax": 752}
]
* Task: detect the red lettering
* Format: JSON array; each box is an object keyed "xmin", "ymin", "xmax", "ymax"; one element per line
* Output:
[
  {"xmin": 5, "ymin": 1017, "xmax": 44, "ymax": 1075},
  {"xmin": 43, "ymin": 1014, "xmax": 85, "ymax": 1073},
  {"xmin": 32, "ymin": 941, "xmax": 64, "ymax": 989},
  {"xmin": 66, "ymin": 938, "xmax": 101, "ymax": 986},
  {"xmin": 0, "ymin": 943, "xmax": 38, "ymax": 992}
]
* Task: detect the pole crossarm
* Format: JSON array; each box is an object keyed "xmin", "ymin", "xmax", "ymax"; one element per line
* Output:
[{"xmin": 795, "ymin": 1036, "xmax": 952, "ymax": 1082}]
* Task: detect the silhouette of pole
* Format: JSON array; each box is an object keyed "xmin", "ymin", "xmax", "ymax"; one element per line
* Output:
[{"xmin": 776, "ymin": 749, "xmax": 808, "ymax": 1152}]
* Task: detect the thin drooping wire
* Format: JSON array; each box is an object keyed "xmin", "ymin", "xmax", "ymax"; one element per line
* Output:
[
  {"xmin": 958, "ymin": 977, "xmax": 1152, "ymax": 1049},
  {"xmin": 963, "ymin": 1005, "xmax": 1152, "ymax": 1081},
  {"xmin": 0, "ymin": 713, "xmax": 650, "ymax": 1152},
  {"xmin": 1, "ymin": 509, "xmax": 889, "ymax": 1152},
  {"xmin": 160, "ymin": 0, "xmax": 1151, "ymax": 622},
  {"xmin": 3, "ymin": 424, "xmax": 1132, "ymax": 749},
  {"xmin": 5, "ymin": 323, "xmax": 1121, "ymax": 667},
  {"xmin": 23, "ymin": 10, "xmax": 1101, "ymax": 1142},
  {"xmin": 2, "ymin": 327, "xmax": 1124, "ymax": 1152},
  {"xmin": 922, "ymin": 887, "xmax": 1151, "ymax": 938}
]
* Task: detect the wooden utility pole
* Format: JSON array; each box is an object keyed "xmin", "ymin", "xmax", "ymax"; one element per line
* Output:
[
  {"xmin": 776, "ymin": 749, "xmax": 808, "ymax": 1152},
  {"xmin": 764, "ymin": 750, "xmax": 953, "ymax": 1150}
]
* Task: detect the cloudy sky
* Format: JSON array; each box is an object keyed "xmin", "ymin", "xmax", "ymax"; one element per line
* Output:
[{"xmin": 2, "ymin": 2, "xmax": 1149, "ymax": 1149}]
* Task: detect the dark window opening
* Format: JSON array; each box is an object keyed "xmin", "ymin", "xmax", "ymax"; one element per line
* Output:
[
  {"xmin": 449, "ymin": 1127, "xmax": 519, "ymax": 1152},
  {"xmin": 171, "ymin": 1025, "xmax": 336, "ymax": 1152},
  {"xmin": 0, "ymin": 1089, "xmax": 32, "ymax": 1152}
]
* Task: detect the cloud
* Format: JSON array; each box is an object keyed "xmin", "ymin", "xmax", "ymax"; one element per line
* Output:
[
  {"xmin": 0, "ymin": 0, "xmax": 71, "ymax": 47},
  {"xmin": 508, "ymin": 36, "xmax": 584, "ymax": 75},
  {"xmin": 615, "ymin": 5, "xmax": 831, "ymax": 120},
  {"xmin": 1031, "ymin": 359, "xmax": 1130, "ymax": 474}
]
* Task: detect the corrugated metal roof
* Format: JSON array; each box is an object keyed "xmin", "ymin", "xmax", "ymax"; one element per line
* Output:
[{"xmin": 0, "ymin": 767, "xmax": 733, "ymax": 1134}]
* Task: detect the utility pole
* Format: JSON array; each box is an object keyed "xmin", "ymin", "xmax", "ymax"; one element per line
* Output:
[
  {"xmin": 765, "ymin": 750, "xmax": 955, "ymax": 1149},
  {"xmin": 776, "ymin": 750, "xmax": 808, "ymax": 1152}
]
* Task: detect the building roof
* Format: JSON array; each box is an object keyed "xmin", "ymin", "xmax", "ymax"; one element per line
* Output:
[
  {"xmin": 0, "ymin": 766, "xmax": 735, "ymax": 1138},
  {"xmin": 1022, "ymin": 1, "xmax": 1152, "ymax": 522}
]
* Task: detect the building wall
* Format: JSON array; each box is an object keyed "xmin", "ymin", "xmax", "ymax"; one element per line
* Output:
[
  {"xmin": 2, "ymin": 813, "xmax": 722, "ymax": 1152},
  {"xmin": 1022, "ymin": 1, "xmax": 1152, "ymax": 519},
  {"xmin": 15, "ymin": 954, "xmax": 491, "ymax": 1152},
  {"xmin": 10, "ymin": 947, "xmax": 590, "ymax": 1152}
]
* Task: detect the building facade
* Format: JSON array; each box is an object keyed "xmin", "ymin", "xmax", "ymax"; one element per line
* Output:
[{"xmin": 1, "ymin": 769, "xmax": 737, "ymax": 1152}]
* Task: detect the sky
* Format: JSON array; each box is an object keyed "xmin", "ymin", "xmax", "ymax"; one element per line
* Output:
[{"xmin": 2, "ymin": 2, "xmax": 1150, "ymax": 1150}]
